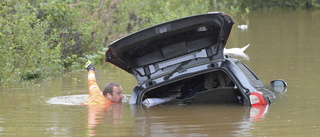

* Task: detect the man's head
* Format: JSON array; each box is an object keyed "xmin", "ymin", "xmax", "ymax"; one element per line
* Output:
[{"xmin": 102, "ymin": 82, "xmax": 124, "ymax": 103}]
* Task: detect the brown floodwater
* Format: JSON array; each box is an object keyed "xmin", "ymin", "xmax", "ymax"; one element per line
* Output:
[{"xmin": 1, "ymin": 10, "xmax": 320, "ymax": 136}]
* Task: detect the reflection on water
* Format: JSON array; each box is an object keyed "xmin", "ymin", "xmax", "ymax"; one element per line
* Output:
[
  {"xmin": 130, "ymin": 104, "xmax": 269, "ymax": 136},
  {"xmin": 1, "ymin": 10, "xmax": 320, "ymax": 136},
  {"xmin": 87, "ymin": 103, "xmax": 124, "ymax": 136},
  {"xmin": 45, "ymin": 94, "xmax": 269, "ymax": 136}
]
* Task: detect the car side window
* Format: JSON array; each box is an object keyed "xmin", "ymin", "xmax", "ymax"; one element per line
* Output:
[{"xmin": 236, "ymin": 62, "xmax": 265, "ymax": 88}]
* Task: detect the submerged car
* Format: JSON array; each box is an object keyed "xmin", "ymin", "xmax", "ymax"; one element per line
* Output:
[{"xmin": 105, "ymin": 12, "xmax": 286, "ymax": 107}]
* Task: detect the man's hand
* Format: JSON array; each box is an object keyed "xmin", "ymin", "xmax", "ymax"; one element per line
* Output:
[{"xmin": 84, "ymin": 59, "xmax": 95, "ymax": 71}]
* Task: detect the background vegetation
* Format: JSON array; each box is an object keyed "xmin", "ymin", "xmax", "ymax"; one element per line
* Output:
[{"xmin": 1, "ymin": 0, "xmax": 319, "ymax": 86}]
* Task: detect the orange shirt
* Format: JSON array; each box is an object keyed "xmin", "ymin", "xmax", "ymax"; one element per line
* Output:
[{"xmin": 85, "ymin": 70, "xmax": 112, "ymax": 105}]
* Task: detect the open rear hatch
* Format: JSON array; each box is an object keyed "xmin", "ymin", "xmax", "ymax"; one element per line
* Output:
[{"xmin": 105, "ymin": 12, "xmax": 234, "ymax": 83}]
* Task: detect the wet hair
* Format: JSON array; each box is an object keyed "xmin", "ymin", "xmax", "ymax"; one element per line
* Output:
[{"xmin": 102, "ymin": 82, "xmax": 121, "ymax": 96}]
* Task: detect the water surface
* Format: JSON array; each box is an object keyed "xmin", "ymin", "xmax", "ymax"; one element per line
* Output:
[{"xmin": 1, "ymin": 10, "xmax": 320, "ymax": 136}]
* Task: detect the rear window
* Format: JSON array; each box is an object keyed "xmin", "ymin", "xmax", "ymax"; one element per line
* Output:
[{"xmin": 236, "ymin": 62, "xmax": 265, "ymax": 88}]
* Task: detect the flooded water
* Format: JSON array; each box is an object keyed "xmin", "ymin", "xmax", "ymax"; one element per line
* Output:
[{"xmin": 1, "ymin": 10, "xmax": 320, "ymax": 136}]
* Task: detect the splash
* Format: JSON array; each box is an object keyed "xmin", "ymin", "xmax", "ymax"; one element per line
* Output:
[
  {"xmin": 46, "ymin": 94, "xmax": 131, "ymax": 105},
  {"xmin": 224, "ymin": 44, "xmax": 250, "ymax": 60}
]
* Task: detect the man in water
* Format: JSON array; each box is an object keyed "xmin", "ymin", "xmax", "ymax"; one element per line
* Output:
[
  {"xmin": 84, "ymin": 60, "xmax": 124, "ymax": 105},
  {"xmin": 84, "ymin": 60, "xmax": 125, "ymax": 136}
]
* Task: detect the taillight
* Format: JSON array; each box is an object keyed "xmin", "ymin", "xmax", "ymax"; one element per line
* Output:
[{"xmin": 250, "ymin": 91, "xmax": 268, "ymax": 106}]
